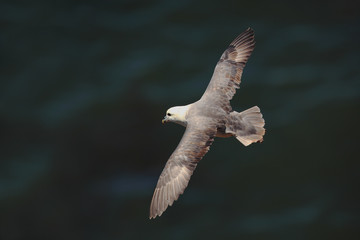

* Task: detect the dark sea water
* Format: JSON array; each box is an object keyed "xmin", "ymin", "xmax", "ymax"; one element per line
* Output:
[{"xmin": 1, "ymin": 1, "xmax": 359, "ymax": 239}]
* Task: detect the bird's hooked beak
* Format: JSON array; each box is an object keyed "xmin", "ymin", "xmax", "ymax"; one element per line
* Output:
[{"xmin": 162, "ymin": 116, "xmax": 169, "ymax": 124}]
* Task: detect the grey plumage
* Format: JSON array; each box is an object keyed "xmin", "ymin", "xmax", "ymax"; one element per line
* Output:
[{"xmin": 150, "ymin": 28, "xmax": 265, "ymax": 219}]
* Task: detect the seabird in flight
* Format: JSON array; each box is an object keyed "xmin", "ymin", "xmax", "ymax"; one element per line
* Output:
[{"xmin": 150, "ymin": 28, "xmax": 265, "ymax": 219}]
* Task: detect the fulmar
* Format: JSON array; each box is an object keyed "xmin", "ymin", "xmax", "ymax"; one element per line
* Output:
[{"xmin": 149, "ymin": 28, "xmax": 265, "ymax": 219}]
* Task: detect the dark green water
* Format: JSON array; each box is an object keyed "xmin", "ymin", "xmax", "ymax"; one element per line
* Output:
[{"xmin": 1, "ymin": 1, "xmax": 359, "ymax": 239}]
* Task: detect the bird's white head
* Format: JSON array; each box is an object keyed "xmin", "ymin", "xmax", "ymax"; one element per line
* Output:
[{"xmin": 162, "ymin": 105, "xmax": 190, "ymax": 127}]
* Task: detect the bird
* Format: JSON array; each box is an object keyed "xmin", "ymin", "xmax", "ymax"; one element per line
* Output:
[{"xmin": 149, "ymin": 28, "xmax": 265, "ymax": 219}]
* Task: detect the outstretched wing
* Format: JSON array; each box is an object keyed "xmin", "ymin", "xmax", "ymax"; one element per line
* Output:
[
  {"xmin": 201, "ymin": 28, "xmax": 255, "ymax": 112},
  {"xmin": 149, "ymin": 119, "xmax": 216, "ymax": 219}
]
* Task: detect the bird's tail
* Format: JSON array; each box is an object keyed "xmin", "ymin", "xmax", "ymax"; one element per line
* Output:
[{"xmin": 226, "ymin": 106, "xmax": 265, "ymax": 146}]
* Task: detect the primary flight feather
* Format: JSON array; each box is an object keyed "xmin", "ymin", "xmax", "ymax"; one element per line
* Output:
[{"xmin": 149, "ymin": 28, "xmax": 265, "ymax": 219}]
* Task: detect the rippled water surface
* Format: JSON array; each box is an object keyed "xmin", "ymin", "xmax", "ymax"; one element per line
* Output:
[{"xmin": 1, "ymin": 1, "xmax": 359, "ymax": 239}]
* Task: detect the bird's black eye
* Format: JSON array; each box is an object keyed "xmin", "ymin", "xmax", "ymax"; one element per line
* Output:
[{"xmin": 167, "ymin": 113, "xmax": 171, "ymax": 116}]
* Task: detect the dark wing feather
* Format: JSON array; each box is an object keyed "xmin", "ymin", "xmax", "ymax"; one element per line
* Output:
[
  {"xmin": 201, "ymin": 28, "xmax": 255, "ymax": 112},
  {"xmin": 149, "ymin": 119, "xmax": 216, "ymax": 219}
]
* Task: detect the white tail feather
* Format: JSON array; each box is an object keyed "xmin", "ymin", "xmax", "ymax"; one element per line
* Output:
[{"xmin": 226, "ymin": 106, "xmax": 265, "ymax": 146}]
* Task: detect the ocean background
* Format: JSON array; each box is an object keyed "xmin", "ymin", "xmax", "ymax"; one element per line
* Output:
[{"xmin": 1, "ymin": 0, "xmax": 359, "ymax": 239}]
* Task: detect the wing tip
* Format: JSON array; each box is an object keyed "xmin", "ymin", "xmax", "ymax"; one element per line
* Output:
[
  {"xmin": 220, "ymin": 27, "xmax": 255, "ymax": 64},
  {"xmin": 149, "ymin": 175, "xmax": 190, "ymax": 219},
  {"xmin": 231, "ymin": 27, "xmax": 255, "ymax": 48},
  {"xmin": 149, "ymin": 183, "xmax": 177, "ymax": 220},
  {"xmin": 149, "ymin": 211, "xmax": 163, "ymax": 220},
  {"xmin": 246, "ymin": 27, "xmax": 254, "ymax": 33},
  {"xmin": 149, "ymin": 199, "xmax": 164, "ymax": 219}
]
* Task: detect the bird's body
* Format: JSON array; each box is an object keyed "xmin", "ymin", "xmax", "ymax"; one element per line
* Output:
[{"xmin": 150, "ymin": 28, "xmax": 265, "ymax": 219}]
